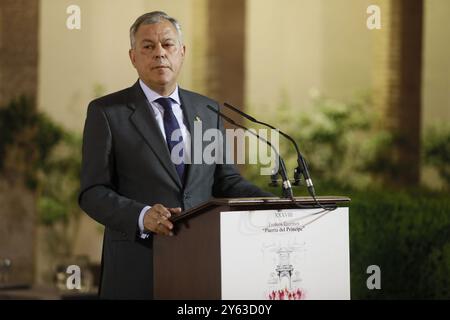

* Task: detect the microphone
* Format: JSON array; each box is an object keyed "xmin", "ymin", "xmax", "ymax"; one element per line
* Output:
[
  {"xmin": 206, "ymin": 105, "xmax": 294, "ymax": 199},
  {"xmin": 223, "ymin": 102, "xmax": 316, "ymax": 198}
]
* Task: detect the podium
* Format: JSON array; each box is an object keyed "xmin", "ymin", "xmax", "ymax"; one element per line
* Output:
[{"xmin": 153, "ymin": 196, "xmax": 350, "ymax": 300}]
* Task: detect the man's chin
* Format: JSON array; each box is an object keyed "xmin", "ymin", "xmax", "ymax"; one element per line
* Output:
[
  {"xmin": 151, "ymin": 74, "xmax": 172, "ymax": 84},
  {"xmin": 155, "ymin": 79, "xmax": 173, "ymax": 87},
  {"xmin": 144, "ymin": 76, "xmax": 170, "ymax": 86}
]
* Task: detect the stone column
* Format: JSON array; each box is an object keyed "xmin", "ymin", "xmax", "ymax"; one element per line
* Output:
[
  {"xmin": 207, "ymin": 0, "xmax": 246, "ymax": 115},
  {"xmin": 0, "ymin": 0, "xmax": 39, "ymax": 105},
  {"xmin": 0, "ymin": 0, "xmax": 39, "ymax": 286},
  {"xmin": 373, "ymin": 0, "xmax": 423, "ymax": 186}
]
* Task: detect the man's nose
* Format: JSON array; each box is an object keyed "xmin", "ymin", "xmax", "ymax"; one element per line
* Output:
[{"xmin": 153, "ymin": 43, "xmax": 166, "ymax": 58}]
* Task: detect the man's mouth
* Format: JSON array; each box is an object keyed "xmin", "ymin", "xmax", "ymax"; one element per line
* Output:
[{"xmin": 152, "ymin": 65, "xmax": 170, "ymax": 70}]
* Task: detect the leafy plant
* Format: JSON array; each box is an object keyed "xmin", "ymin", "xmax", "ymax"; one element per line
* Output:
[
  {"xmin": 349, "ymin": 188, "xmax": 450, "ymax": 299},
  {"xmin": 0, "ymin": 96, "xmax": 83, "ymax": 257},
  {"xmin": 246, "ymin": 92, "xmax": 450, "ymax": 193},
  {"xmin": 423, "ymin": 125, "xmax": 450, "ymax": 189},
  {"xmin": 0, "ymin": 96, "xmax": 63, "ymax": 189},
  {"xmin": 37, "ymin": 132, "xmax": 83, "ymax": 256},
  {"xmin": 245, "ymin": 92, "xmax": 393, "ymax": 190}
]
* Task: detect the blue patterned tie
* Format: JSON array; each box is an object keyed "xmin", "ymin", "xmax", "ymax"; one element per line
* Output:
[{"xmin": 155, "ymin": 97, "xmax": 185, "ymax": 182}]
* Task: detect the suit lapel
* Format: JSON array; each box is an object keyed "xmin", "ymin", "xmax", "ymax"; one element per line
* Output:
[
  {"xmin": 179, "ymin": 88, "xmax": 204, "ymax": 188},
  {"xmin": 128, "ymin": 81, "xmax": 182, "ymax": 189}
]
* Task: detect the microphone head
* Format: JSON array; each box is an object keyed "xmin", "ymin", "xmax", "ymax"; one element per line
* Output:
[
  {"xmin": 293, "ymin": 167, "xmax": 302, "ymax": 186},
  {"xmin": 269, "ymin": 168, "xmax": 279, "ymax": 187}
]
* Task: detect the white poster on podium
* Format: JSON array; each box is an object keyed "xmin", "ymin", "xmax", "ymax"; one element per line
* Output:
[{"xmin": 220, "ymin": 207, "xmax": 350, "ymax": 300}]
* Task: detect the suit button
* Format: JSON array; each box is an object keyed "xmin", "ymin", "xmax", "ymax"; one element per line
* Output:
[{"xmin": 183, "ymin": 192, "xmax": 190, "ymax": 200}]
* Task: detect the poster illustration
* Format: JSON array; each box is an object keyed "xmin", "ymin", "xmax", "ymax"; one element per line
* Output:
[{"xmin": 220, "ymin": 208, "xmax": 350, "ymax": 300}]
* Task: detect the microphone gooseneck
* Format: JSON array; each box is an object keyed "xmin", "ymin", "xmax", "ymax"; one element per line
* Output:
[
  {"xmin": 223, "ymin": 102, "xmax": 316, "ymax": 198},
  {"xmin": 206, "ymin": 105, "xmax": 294, "ymax": 199}
]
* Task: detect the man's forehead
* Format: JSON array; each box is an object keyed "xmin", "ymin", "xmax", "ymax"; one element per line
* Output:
[{"xmin": 137, "ymin": 21, "xmax": 177, "ymax": 37}]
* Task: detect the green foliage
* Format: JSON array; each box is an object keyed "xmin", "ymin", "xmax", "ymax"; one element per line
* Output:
[
  {"xmin": 0, "ymin": 96, "xmax": 64, "ymax": 189},
  {"xmin": 246, "ymin": 92, "xmax": 449, "ymax": 192},
  {"xmin": 37, "ymin": 131, "xmax": 81, "ymax": 214},
  {"xmin": 0, "ymin": 96, "xmax": 83, "ymax": 256},
  {"xmin": 423, "ymin": 125, "xmax": 450, "ymax": 189},
  {"xmin": 246, "ymin": 92, "xmax": 396, "ymax": 190},
  {"xmin": 39, "ymin": 196, "xmax": 68, "ymax": 226},
  {"xmin": 349, "ymin": 189, "xmax": 450, "ymax": 299},
  {"xmin": 37, "ymin": 131, "xmax": 83, "ymax": 257}
]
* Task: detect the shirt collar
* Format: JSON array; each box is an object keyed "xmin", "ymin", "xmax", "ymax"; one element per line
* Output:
[{"xmin": 139, "ymin": 79, "xmax": 181, "ymax": 106}]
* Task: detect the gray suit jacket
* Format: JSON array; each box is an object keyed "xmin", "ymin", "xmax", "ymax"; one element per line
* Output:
[{"xmin": 78, "ymin": 81, "xmax": 271, "ymax": 299}]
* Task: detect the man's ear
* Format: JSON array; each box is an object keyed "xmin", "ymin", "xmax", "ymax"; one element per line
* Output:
[
  {"xmin": 181, "ymin": 45, "xmax": 186, "ymax": 58},
  {"xmin": 129, "ymin": 48, "xmax": 136, "ymax": 67}
]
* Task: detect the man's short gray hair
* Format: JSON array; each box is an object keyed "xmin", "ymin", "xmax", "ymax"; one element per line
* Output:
[{"xmin": 129, "ymin": 11, "xmax": 183, "ymax": 48}]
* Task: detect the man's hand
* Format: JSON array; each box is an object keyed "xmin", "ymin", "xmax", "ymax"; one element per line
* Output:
[{"xmin": 143, "ymin": 204, "xmax": 181, "ymax": 236}]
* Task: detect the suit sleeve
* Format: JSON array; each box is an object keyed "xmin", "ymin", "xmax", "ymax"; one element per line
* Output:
[
  {"xmin": 78, "ymin": 102, "xmax": 147, "ymax": 240},
  {"xmin": 211, "ymin": 103, "xmax": 274, "ymax": 198}
]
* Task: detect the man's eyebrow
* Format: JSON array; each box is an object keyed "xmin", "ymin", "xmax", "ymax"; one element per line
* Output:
[{"xmin": 141, "ymin": 39, "xmax": 154, "ymax": 43}]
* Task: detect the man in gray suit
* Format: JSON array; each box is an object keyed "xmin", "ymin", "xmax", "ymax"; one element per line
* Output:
[{"xmin": 79, "ymin": 11, "xmax": 271, "ymax": 299}]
